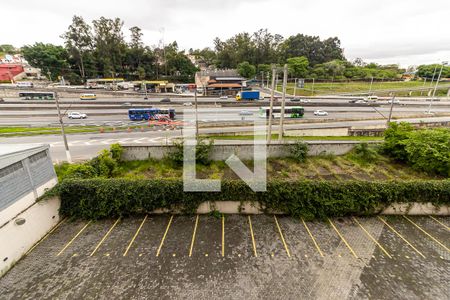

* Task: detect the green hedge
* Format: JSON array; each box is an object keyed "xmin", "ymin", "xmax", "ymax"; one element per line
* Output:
[{"xmin": 56, "ymin": 179, "xmax": 450, "ymax": 220}]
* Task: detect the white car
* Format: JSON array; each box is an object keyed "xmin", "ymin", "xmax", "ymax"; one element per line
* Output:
[
  {"xmin": 68, "ymin": 112, "xmax": 87, "ymax": 119},
  {"xmin": 387, "ymin": 99, "xmax": 400, "ymax": 104},
  {"xmin": 183, "ymin": 102, "xmax": 193, "ymax": 106},
  {"xmin": 355, "ymin": 99, "xmax": 368, "ymax": 104},
  {"xmin": 239, "ymin": 110, "xmax": 253, "ymax": 116},
  {"xmin": 300, "ymin": 99, "xmax": 311, "ymax": 103},
  {"xmin": 314, "ymin": 110, "xmax": 328, "ymax": 116},
  {"xmin": 219, "ymin": 95, "xmax": 228, "ymax": 99}
]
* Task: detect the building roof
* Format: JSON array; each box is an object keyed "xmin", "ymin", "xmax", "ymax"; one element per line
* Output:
[
  {"xmin": 207, "ymin": 83, "xmax": 242, "ymax": 88},
  {"xmin": 0, "ymin": 144, "xmax": 49, "ymax": 169},
  {"xmin": 214, "ymin": 77, "xmax": 245, "ymax": 81}
]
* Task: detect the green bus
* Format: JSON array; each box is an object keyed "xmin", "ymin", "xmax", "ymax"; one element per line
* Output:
[
  {"xmin": 19, "ymin": 91, "xmax": 55, "ymax": 100},
  {"xmin": 258, "ymin": 106, "xmax": 304, "ymax": 119}
]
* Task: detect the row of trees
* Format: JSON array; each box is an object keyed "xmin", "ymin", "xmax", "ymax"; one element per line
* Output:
[
  {"xmin": 14, "ymin": 16, "xmax": 447, "ymax": 83},
  {"xmin": 22, "ymin": 16, "xmax": 198, "ymax": 84},
  {"xmin": 236, "ymin": 57, "xmax": 405, "ymax": 81}
]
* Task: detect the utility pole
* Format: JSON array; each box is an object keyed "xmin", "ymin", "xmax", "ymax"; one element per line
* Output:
[
  {"xmin": 427, "ymin": 61, "xmax": 448, "ymax": 114},
  {"xmin": 428, "ymin": 64, "xmax": 438, "ymax": 96},
  {"xmin": 267, "ymin": 67, "xmax": 276, "ymax": 143},
  {"xmin": 387, "ymin": 93, "xmax": 396, "ymax": 124},
  {"xmin": 55, "ymin": 92, "xmax": 72, "ymax": 163},
  {"xmin": 293, "ymin": 78, "xmax": 297, "ymax": 97},
  {"xmin": 368, "ymin": 76, "xmax": 374, "ymax": 95},
  {"xmin": 420, "ymin": 78, "xmax": 427, "ymax": 96},
  {"xmin": 278, "ymin": 64, "xmax": 288, "ymax": 141},
  {"xmin": 194, "ymin": 89, "xmax": 199, "ymax": 138},
  {"xmin": 261, "ymin": 71, "xmax": 264, "ymax": 88},
  {"xmin": 311, "ymin": 78, "xmax": 315, "ymax": 96}
]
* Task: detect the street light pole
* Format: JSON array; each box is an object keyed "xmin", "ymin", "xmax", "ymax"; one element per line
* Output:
[
  {"xmin": 427, "ymin": 61, "xmax": 447, "ymax": 114},
  {"xmin": 387, "ymin": 93, "xmax": 396, "ymax": 125},
  {"xmin": 293, "ymin": 78, "xmax": 297, "ymax": 97},
  {"xmin": 267, "ymin": 67, "xmax": 276, "ymax": 144},
  {"xmin": 55, "ymin": 92, "xmax": 72, "ymax": 163},
  {"xmin": 194, "ymin": 89, "xmax": 199, "ymax": 138},
  {"xmin": 278, "ymin": 64, "xmax": 288, "ymax": 141},
  {"xmin": 368, "ymin": 76, "xmax": 374, "ymax": 95}
]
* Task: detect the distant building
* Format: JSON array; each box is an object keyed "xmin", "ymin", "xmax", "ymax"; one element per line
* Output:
[
  {"xmin": 0, "ymin": 144, "xmax": 59, "ymax": 275},
  {"xmin": 401, "ymin": 71, "xmax": 416, "ymax": 81},
  {"xmin": 0, "ymin": 54, "xmax": 42, "ymax": 82},
  {"xmin": 195, "ymin": 69, "xmax": 246, "ymax": 96}
]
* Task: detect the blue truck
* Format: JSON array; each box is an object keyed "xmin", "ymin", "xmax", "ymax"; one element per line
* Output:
[{"xmin": 235, "ymin": 91, "xmax": 260, "ymax": 101}]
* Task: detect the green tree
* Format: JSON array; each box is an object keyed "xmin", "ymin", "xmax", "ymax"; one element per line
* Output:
[
  {"xmin": 417, "ymin": 64, "xmax": 450, "ymax": 79},
  {"xmin": 287, "ymin": 56, "xmax": 309, "ymax": 78},
  {"xmin": 22, "ymin": 43, "xmax": 72, "ymax": 81},
  {"xmin": 237, "ymin": 61, "xmax": 256, "ymax": 78},
  {"xmin": 382, "ymin": 122, "xmax": 414, "ymax": 161},
  {"xmin": 61, "ymin": 15, "xmax": 93, "ymax": 82}
]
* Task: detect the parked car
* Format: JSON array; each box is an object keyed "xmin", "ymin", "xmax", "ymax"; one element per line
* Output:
[
  {"xmin": 68, "ymin": 112, "xmax": 87, "ymax": 119},
  {"xmin": 183, "ymin": 102, "xmax": 193, "ymax": 106},
  {"xmin": 160, "ymin": 98, "xmax": 171, "ymax": 103},
  {"xmin": 239, "ymin": 110, "xmax": 253, "ymax": 116},
  {"xmin": 313, "ymin": 110, "xmax": 328, "ymax": 116},
  {"xmin": 300, "ymin": 99, "xmax": 311, "ymax": 103}
]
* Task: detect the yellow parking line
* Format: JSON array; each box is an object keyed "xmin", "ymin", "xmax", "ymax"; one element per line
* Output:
[
  {"xmin": 352, "ymin": 217, "xmax": 392, "ymax": 259},
  {"xmin": 222, "ymin": 214, "xmax": 225, "ymax": 257},
  {"xmin": 377, "ymin": 216, "xmax": 425, "ymax": 259},
  {"xmin": 123, "ymin": 215, "xmax": 147, "ymax": 257},
  {"xmin": 26, "ymin": 217, "xmax": 67, "ymax": 256},
  {"xmin": 274, "ymin": 215, "xmax": 291, "ymax": 257},
  {"xmin": 328, "ymin": 218, "xmax": 358, "ymax": 259},
  {"xmin": 90, "ymin": 217, "xmax": 121, "ymax": 257},
  {"xmin": 57, "ymin": 220, "xmax": 91, "ymax": 256},
  {"xmin": 403, "ymin": 216, "xmax": 450, "ymax": 253},
  {"xmin": 156, "ymin": 215, "xmax": 174, "ymax": 257},
  {"xmin": 189, "ymin": 215, "xmax": 199, "ymax": 257},
  {"xmin": 301, "ymin": 217, "xmax": 324, "ymax": 257},
  {"xmin": 429, "ymin": 216, "xmax": 450, "ymax": 231},
  {"xmin": 248, "ymin": 215, "xmax": 258, "ymax": 257}
]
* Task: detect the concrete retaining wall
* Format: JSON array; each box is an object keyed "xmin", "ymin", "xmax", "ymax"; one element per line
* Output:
[
  {"xmin": 0, "ymin": 197, "xmax": 60, "ymax": 276},
  {"xmin": 121, "ymin": 141, "xmax": 367, "ymax": 161}
]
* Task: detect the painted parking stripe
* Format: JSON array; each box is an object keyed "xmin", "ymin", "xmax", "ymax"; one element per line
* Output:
[
  {"xmin": 25, "ymin": 217, "xmax": 67, "ymax": 256},
  {"xmin": 403, "ymin": 216, "xmax": 450, "ymax": 253},
  {"xmin": 222, "ymin": 214, "xmax": 225, "ymax": 257},
  {"xmin": 248, "ymin": 216, "xmax": 258, "ymax": 257},
  {"xmin": 377, "ymin": 216, "xmax": 426, "ymax": 259},
  {"xmin": 189, "ymin": 215, "xmax": 199, "ymax": 257},
  {"xmin": 352, "ymin": 217, "xmax": 392, "ymax": 259},
  {"xmin": 429, "ymin": 216, "xmax": 450, "ymax": 231},
  {"xmin": 328, "ymin": 218, "xmax": 358, "ymax": 259},
  {"xmin": 156, "ymin": 215, "xmax": 174, "ymax": 257},
  {"xmin": 274, "ymin": 216, "xmax": 291, "ymax": 258},
  {"xmin": 57, "ymin": 221, "xmax": 92, "ymax": 256},
  {"xmin": 123, "ymin": 215, "xmax": 147, "ymax": 257},
  {"xmin": 301, "ymin": 218, "xmax": 324, "ymax": 257},
  {"xmin": 90, "ymin": 218, "xmax": 121, "ymax": 257}
]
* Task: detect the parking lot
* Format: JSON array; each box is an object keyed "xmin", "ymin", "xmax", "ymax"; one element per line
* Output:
[{"xmin": 1, "ymin": 215, "xmax": 449, "ymax": 299}]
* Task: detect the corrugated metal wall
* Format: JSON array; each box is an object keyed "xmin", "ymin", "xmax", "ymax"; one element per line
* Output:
[{"xmin": 0, "ymin": 150, "xmax": 55, "ymax": 212}]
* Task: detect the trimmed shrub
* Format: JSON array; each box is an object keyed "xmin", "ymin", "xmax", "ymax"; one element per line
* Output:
[
  {"xmin": 56, "ymin": 178, "xmax": 450, "ymax": 220},
  {"xmin": 289, "ymin": 141, "xmax": 308, "ymax": 162}
]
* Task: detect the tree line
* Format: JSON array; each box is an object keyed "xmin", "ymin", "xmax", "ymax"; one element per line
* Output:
[{"xmin": 3, "ymin": 15, "xmax": 447, "ymax": 83}]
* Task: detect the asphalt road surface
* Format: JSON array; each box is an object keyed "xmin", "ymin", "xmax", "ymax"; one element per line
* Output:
[{"xmin": 2, "ymin": 116, "xmax": 450, "ymax": 162}]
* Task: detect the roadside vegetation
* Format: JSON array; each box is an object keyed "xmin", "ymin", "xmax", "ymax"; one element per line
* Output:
[{"xmin": 48, "ymin": 124, "xmax": 449, "ymax": 219}]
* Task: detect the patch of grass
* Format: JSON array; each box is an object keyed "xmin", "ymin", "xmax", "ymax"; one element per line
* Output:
[{"xmin": 0, "ymin": 125, "xmax": 144, "ymax": 137}]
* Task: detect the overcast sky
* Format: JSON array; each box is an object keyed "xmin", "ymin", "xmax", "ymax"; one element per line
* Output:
[{"xmin": 1, "ymin": 0, "xmax": 449, "ymax": 67}]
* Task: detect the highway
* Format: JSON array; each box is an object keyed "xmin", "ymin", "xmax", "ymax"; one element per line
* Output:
[{"xmin": 2, "ymin": 115, "xmax": 449, "ymax": 162}]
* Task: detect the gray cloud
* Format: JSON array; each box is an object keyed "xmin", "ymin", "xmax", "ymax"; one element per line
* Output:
[{"xmin": 1, "ymin": 0, "xmax": 449, "ymax": 66}]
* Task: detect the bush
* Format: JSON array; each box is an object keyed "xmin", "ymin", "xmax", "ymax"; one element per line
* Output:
[
  {"xmin": 110, "ymin": 143, "xmax": 123, "ymax": 162},
  {"xmin": 403, "ymin": 128, "xmax": 450, "ymax": 176},
  {"xmin": 289, "ymin": 141, "xmax": 308, "ymax": 162},
  {"xmin": 382, "ymin": 122, "xmax": 414, "ymax": 161},
  {"xmin": 350, "ymin": 143, "xmax": 379, "ymax": 164},
  {"xmin": 64, "ymin": 164, "xmax": 97, "ymax": 179},
  {"xmin": 55, "ymin": 178, "xmax": 450, "ymax": 220},
  {"xmin": 383, "ymin": 123, "xmax": 450, "ymax": 176},
  {"xmin": 166, "ymin": 138, "xmax": 213, "ymax": 166}
]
